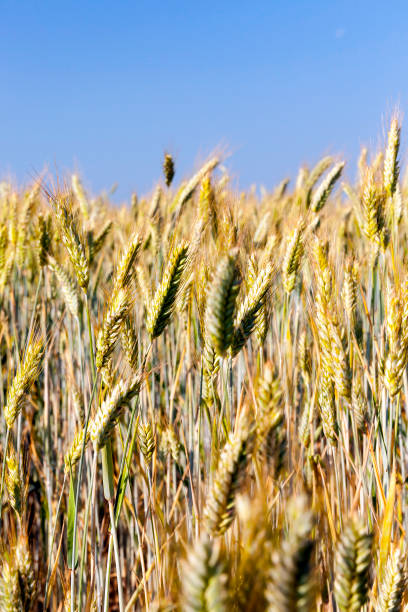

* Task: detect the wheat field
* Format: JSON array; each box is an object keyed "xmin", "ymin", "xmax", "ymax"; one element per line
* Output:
[{"xmin": 0, "ymin": 119, "xmax": 407, "ymax": 611}]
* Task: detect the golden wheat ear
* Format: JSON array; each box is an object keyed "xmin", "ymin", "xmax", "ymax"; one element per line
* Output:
[
  {"xmin": 71, "ymin": 174, "xmax": 89, "ymax": 220},
  {"xmin": 64, "ymin": 428, "xmax": 90, "ymax": 473},
  {"xmin": 282, "ymin": 221, "xmax": 304, "ymax": 294},
  {"xmin": 317, "ymin": 367, "xmax": 338, "ymax": 446},
  {"xmin": 342, "ymin": 256, "xmax": 358, "ymax": 321},
  {"xmin": 255, "ymin": 362, "xmax": 285, "ymax": 473},
  {"xmin": 4, "ymin": 335, "xmax": 44, "ymax": 429},
  {"xmin": 377, "ymin": 547, "xmax": 407, "ymax": 612},
  {"xmin": 5, "ymin": 448, "xmax": 23, "ymax": 519},
  {"xmin": 53, "ymin": 196, "xmax": 89, "ymax": 291},
  {"xmin": 112, "ymin": 232, "xmax": 142, "ymax": 297},
  {"xmin": 181, "ymin": 535, "xmax": 229, "ymax": 612},
  {"xmin": 138, "ymin": 420, "xmax": 155, "ymax": 466},
  {"xmin": 334, "ymin": 517, "xmax": 373, "ymax": 611},
  {"xmin": 89, "ymin": 374, "xmax": 141, "ymax": 450},
  {"xmin": 360, "ymin": 167, "xmax": 387, "ymax": 245},
  {"xmin": 199, "ymin": 174, "xmax": 218, "ymax": 236},
  {"xmin": 311, "ymin": 161, "xmax": 345, "ymax": 213},
  {"xmin": 15, "ymin": 535, "xmax": 36, "ymax": 610},
  {"xmin": 203, "ymin": 418, "xmax": 254, "ymax": 536},
  {"xmin": 0, "ymin": 555, "xmax": 23, "ymax": 611},
  {"xmin": 172, "ymin": 157, "xmax": 219, "ymax": 224},
  {"xmin": 95, "ymin": 287, "xmax": 130, "ymax": 371},
  {"xmin": 120, "ymin": 314, "xmax": 139, "ymax": 371}
]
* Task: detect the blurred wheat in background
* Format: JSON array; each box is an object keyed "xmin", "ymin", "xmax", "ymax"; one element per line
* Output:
[{"xmin": 1, "ymin": 116, "xmax": 408, "ymax": 610}]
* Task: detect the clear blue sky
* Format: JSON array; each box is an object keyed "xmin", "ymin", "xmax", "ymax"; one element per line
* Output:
[{"xmin": 1, "ymin": 1, "xmax": 407, "ymax": 202}]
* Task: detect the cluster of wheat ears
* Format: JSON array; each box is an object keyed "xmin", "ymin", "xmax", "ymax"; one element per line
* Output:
[{"xmin": 0, "ymin": 119, "xmax": 408, "ymax": 611}]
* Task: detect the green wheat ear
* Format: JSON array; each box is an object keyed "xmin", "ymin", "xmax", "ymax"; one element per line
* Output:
[
  {"xmin": 383, "ymin": 117, "xmax": 400, "ymax": 197},
  {"xmin": 37, "ymin": 213, "xmax": 52, "ymax": 267},
  {"xmin": 205, "ymin": 251, "xmax": 241, "ymax": 358},
  {"xmin": 48, "ymin": 257, "xmax": 81, "ymax": 319},
  {"xmin": 146, "ymin": 240, "xmax": 189, "ymax": 339},
  {"xmin": 231, "ymin": 262, "xmax": 273, "ymax": 356},
  {"xmin": 89, "ymin": 220, "xmax": 112, "ymax": 264},
  {"xmin": 163, "ymin": 152, "xmax": 175, "ymax": 187},
  {"xmin": 266, "ymin": 495, "xmax": 315, "ymax": 612}
]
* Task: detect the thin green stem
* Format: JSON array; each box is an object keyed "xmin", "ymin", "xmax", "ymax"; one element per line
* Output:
[
  {"xmin": 108, "ymin": 500, "xmax": 125, "ymax": 612},
  {"xmin": 71, "ymin": 375, "xmax": 98, "ymax": 612},
  {"xmin": 44, "ymin": 472, "xmax": 67, "ymax": 608},
  {"xmin": 78, "ymin": 452, "xmax": 98, "ymax": 612},
  {"xmin": 0, "ymin": 427, "xmax": 10, "ymax": 529}
]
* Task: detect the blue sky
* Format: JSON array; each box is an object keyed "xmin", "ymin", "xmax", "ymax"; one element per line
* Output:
[{"xmin": 1, "ymin": 1, "xmax": 407, "ymax": 201}]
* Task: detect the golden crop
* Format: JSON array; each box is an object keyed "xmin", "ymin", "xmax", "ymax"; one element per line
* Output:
[{"xmin": 0, "ymin": 121, "xmax": 407, "ymax": 610}]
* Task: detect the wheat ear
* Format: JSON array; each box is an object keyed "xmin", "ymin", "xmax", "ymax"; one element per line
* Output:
[
  {"xmin": 146, "ymin": 241, "xmax": 189, "ymax": 339},
  {"xmin": 204, "ymin": 251, "xmax": 241, "ymax": 358},
  {"xmin": 4, "ymin": 336, "xmax": 44, "ymax": 428},
  {"xmin": 112, "ymin": 232, "xmax": 142, "ymax": 297},
  {"xmin": 181, "ymin": 535, "xmax": 228, "ymax": 612},
  {"xmin": 0, "ymin": 557, "xmax": 23, "ymax": 612},
  {"xmin": 377, "ymin": 548, "xmax": 406, "ymax": 612},
  {"xmin": 282, "ymin": 222, "xmax": 304, "ymax": 294},
  {"xmin": 5, "ymin": 449, "xmax": 24, "ymax": 519},
  {"xmin": 54, "ymin": 197, "xmax": 89, "ymax": 290},
  {"xmin": 15, "ymin": 535, "xmax": 36, "ymax": 610},
  {"xmin": 89, "ymin": 375, "xmax": 141, "ymax": 450},
  {"xmin": 334, "ymin": 517, "xmax": 373, "ymax": 611},
  {"xmin": 231, "ymin": 263, "xmax": 273, "ymax": 356},
  {"xmin": 266, "ymin": 496, "xmax": 315, "ymax": 612},
  {"xmin": 383, "ymin": 117, "xmax": 400, "ymax": 197},
  {"xmin": 311, "ymin": 161, "xmax": 344, "ymax": 213},
  {"xmin": 163, "ymin": 153, "xmax": 175, "ymax": 187},
  {"xmin": 305, "ymin": 156, "xmax": 333, "ymax": 207},
  {"xmin": 95, "ymin": 288, "xmax": 130, "ymax": 370},
  {"xmin": 64, "ymin": 428, "xmax": 90, "ymax": 473},
  {"xmin": 48, "ymin": 257, "xmax": 81, "ymax": 319},
  {"xmin": 203, "ymin": 419, "xmax": 253, "ymax": 536}
]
